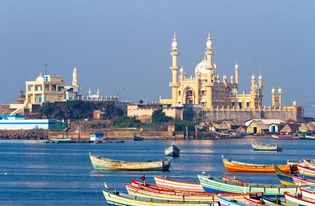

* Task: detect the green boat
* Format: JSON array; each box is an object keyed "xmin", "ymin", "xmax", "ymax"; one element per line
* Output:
[{"xmin": 198, "ymin": 175, "xmax": 302, "ymax": 196}]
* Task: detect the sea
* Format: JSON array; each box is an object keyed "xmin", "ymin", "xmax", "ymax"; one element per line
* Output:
[{"xmin": 0, "ymin": 138, "xmax": 314, "ymax": 206}]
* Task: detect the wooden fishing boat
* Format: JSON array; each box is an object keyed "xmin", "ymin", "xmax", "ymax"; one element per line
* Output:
[
  {"xmin": 222, "ymin": 158, "xmax": 291, "ymax": 173},
  {"xmin": 297, "ymin": 164, "xmax": 315, "ymax": 178},
  {"xmin": 304, "ymin": 159, "xmax": 315, "ymax": 169},
  {"xmin": 217, "ymin": 196, "xmax": 246, "ymax": 206},
  {"xmin": 154, "ymin": 176, "xmax": 204, "ymax": 192},
  {"xmin": 243, "ymin": 196, "xmax": 280, "ymax": 206},
  {"xmin": 165, "ymin": 145, "xmax": 180, "ymax": 157},
  {"xmin": 300, "ymin": 187, "xmax": 315, "ymax": 200},
  {"xmin": 300, "ymin": 134, "xmax": 315, "ymax": 140},
  {"xmin": 274, "ymin": 165, "xmax": 295, "ymax": 186},
  {"xmin": 271, "ymin": 134, "xmax": 299, "ymax": 140},
  {"xmin": 89, "ymin": 153, "xmax": 170, "ymax": 171},
  {"xmin": 102, "ymin": 189, "xmax": 213, "ymax": 206},
  {"xmin": 198, "ymin": 175, "xmax": 301, "ymax": 196},
  {"xmin": 284, "ymin": 192, "xmax": 315, "ymax": 206},
  {"xmin": 292, "ymin": 175, "xmax": 315, "ymax": 186},
  {"xmin": 251, "ymin": 142, "xmax": 282, "ymax": 152},
  {"xmin": 133, "ymin": 134, "xmax": 144, "ymax": 141},
  {"xmin": 221, "ymin": 176, "xmax": 250, "ymax": 184}
]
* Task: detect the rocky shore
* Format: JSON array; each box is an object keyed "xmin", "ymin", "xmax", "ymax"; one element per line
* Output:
[{"xmin": 0, "ymin": 129, "xmax": 48, "ymax": 140}]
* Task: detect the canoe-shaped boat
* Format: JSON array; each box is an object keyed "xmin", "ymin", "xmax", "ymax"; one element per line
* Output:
[
  {"xmin": 243, "ymin": 196, "xmax": 279, "ymax": 206},
  {"xmin": 300, "ymin": 187, "xmax": 315, "ymax": 200},
  {"xmin": 198, "ymin": 175, "xmax": 301, "ymax": 196},
  {"xmin": 271, "ymin": 134, "xmax": 299, "ymax": 140},
  {"xmin": 251, "ymin": 142, "xmax": 282, "ymax": 152},
  {"xmin": 89, "ymin": 153, "xmax": 170, "ymax": 171},
  {"xmin": 297, "ymin": 164, "xmax": 315, "ymax": 178},
  {"xmin": 284, "ymin": 192, "xmax": 315, "ymax": 206},
  {"xmin": 154, "ymin": 176, "xmax": 204, "ymax": 192},
  {"xmin": 134, "ymin": 135, "xmax": 144, "ymax": 141},
  {"xmin": 300, "ymin": 134, "xmax": 315, "ymax": 140},
  {"xmin": 217, "ymin": 196, "xmax": 246, "ymax": 206},
  {"xmin": 274, "ymin": 165, "xmax": 295, "ymax": 186},
  {"xmin": 165, "ymin": 145, "xmax": 180, "ymax": 157},
  {"xmin": 222, "ymin": 158, "xmax": 291, "ymax": 173},
  {"xmin": 304, "ymin": 159, "xmax": 315, "ymax": 169},
  {"xmin": 102, "ymin": 189, "xmax": 213, "ymax": 206},
  {"xmin": 292, "ymin": 175, "xmax": 315, "ymax": 186}
]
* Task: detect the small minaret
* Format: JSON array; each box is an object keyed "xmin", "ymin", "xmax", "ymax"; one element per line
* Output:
[
  {"xmin": 258, "ymin": 74, "xmax": 263, "ymax": 89},
  {"xmin": 170, "ymin": 33, "xmax": 179, "ymax": 106},
  {"xmin": 278, "ymin": 87, "xmax": 282, "ymax": 108},
  {"xmin": 251, "ymin": 74, "xmax": 256, "ymax": 94},
  {"xmin": 234, "ymin": 63, "xmax": 239, "ymax": 84},
  {"xmin": 271, "ymin": 87, "xmax": 275, "ymax": 107},
  {"xmin": 72, "ymin": 67, "xmax": 79, "ymax": 88},
  {"xmin": 205, "ymin": 33, "xmax": 213, "ymax": 69}
]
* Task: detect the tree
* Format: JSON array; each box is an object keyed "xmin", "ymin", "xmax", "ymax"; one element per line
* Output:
[{"xmin": 151, "ymin": 109, "xmax": 172, "ymax": 124}]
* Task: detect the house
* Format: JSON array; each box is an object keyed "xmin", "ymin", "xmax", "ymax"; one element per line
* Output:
[
  {"xmin": 246, "ymin": 120, "xmax": 269, "ymax": 134},
  {"xmin": 280, "ymin": 122, "xmax": 300, "ymax": 134}
]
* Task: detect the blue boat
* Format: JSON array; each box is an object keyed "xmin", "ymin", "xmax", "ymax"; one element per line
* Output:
[
  {"xmin": 274, "ymin": 165, "xmax": 295, "ymax": 186},
  {"xmin": 164, "ymin": 145, "xmax": 180, "ymax": 157}
]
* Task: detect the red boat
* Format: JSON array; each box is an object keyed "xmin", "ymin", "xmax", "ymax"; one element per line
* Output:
[{"xmin": 272, "ymin": 134, "xmax": 300, "ymax": 140}]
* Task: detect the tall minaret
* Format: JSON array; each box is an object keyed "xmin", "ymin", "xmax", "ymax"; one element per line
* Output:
[
  {"xmin": 234, "ymin": 63, "xmax": 239, "ymax": 84},
  {"xmin": 205, "ymin": 33, "xmax": 213, "ymax": 69},
  {"xmin": 271, "ymin": 87, "xmax": 275, "ymax": 107},
  {"xmin": 72, "ymin": 67, "xmax": 79, "ymax": 88},
  {"xmin": 251, "ymin": 74, "xmax": 256, "ymax": 95},
  {"xmin": 258, "ymin": 74, "xmax": 263, "ymax": 89},
  {"xmin": 278, "ymin": 87, "xmax": 282, "ymax": 108},
  {"xmin": 170, "ymin": 33, "xmax": 179, "ymax": 106}
]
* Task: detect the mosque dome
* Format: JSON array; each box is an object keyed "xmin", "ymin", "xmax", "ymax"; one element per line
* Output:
[
  {"xmin": 195, "ymin": 60, "xmax": 210, "ymax": 76},
  {"xmin": 36, "ymin": 74, "xmax": 44, "ymax": 82}
]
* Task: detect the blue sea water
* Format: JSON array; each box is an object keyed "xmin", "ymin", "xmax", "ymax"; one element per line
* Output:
[{"xmin": 0, "ymin": 138, "xmax": 314, "ymax": 205}]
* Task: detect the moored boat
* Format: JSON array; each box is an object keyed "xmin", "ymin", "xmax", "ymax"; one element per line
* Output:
[
  {"xmin": 284, "ymin": 192, "xmax": 315, "ymax": 206},
  {"xmin": 217, "ymin": 196, "xmax": 246, "ymax": 206},
  {"xmin": 198, "ymin": 175, "xmax": 301, "ymax": 196},
  {"xmin": 221, "ymin": 176, "xmax": 250, "ymax": 185},
  {"xmin": 271, "ymin": 134, "xmax": 299, "ymax": 140},
  {"xmin": 274, "ymin": 165, "xmax": 295, "ymax": 186},
  {"xmin": 154, "ymin": 176, "xmax": 204, "ymax": 192},
  {"xmin": 251, "ymin": 142, "xmax": 282, "ymax": 152},
  {"xmin": 165, "ymin": 145, "xmax": 180, "ymax": 157},
  {"xmin": 222, "ymin": 158, "xmax": 291, "ymax": 173},
  {"xmin": 304, "ymin": 159, "xmax": 315, "ymax": 169},
  {"xmin": 300, "ymin": 187, "xmax": 315, "ymax": 200},
  {"xmin": 134, "ymin": 134, "xmax": 144, "ymax": 141},
  {"xmin": 300, "ymin": 134, "xmax": 315, "ymax": 140},
  {"xmin": 89, "ymin": 131, "xmax": 104, "ymax": 142},
  {"xmin": 89, "ymin": 153, "xmax": 170, "ymax": 171},
  {"xmin": 103, "ymin": 189, "xmax": 212, "ymax": 206},
  {"xmin": 297, "ymin": 164, "xmax": 315, "ymax": 178},
  {"xmin": 292, "ymin": 175, "xmax": 315, "ymax": 186}
]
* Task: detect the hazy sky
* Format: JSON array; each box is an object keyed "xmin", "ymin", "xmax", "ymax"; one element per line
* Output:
[{"xmin": 1, "ymin": 1, "xmax": 315, "ymax": 115}]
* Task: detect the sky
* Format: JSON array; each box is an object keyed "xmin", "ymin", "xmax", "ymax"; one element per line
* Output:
[{"xmin": 0, "ymin": 0, "xmax": 315, "ymax": 115}]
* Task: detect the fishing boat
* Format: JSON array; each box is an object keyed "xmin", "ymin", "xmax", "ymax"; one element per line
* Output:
[
  {"xmin": 304, "ymin": 159, "xmax": 315, "ymax": 169},
  {"xmin": 46, "ymin": 138, "xmax": 72, "ymax": 143},
  {"xmin": 217, "ymin": 196, "xmax": 246, "ymax": 206},
  {"xmin": 300, "ymin": 187, "xmax": 315, "ymax": 200},
  {"xmin": 102, "ymin": 189, "xmax": 213, "ymax": 206},
  {"xmin": 251, "ymin": 142, "xmax": 282, "ymax": 152},
  {"xmin": 89, "ymin": 153, "xmax": 170, "ymax": 171},
  {"xmin": 198, "ymin": 175, "xmax": 301, "ymax": 195},
  {"xmin": 297, "ymin": 164, "xmax": 315, "ymax": 178},
  {"xmin": 292, "ymin": 175, "xmax": 315, "ymax": 186},
  {"xmin": 133, "ymin": 134, "xmax": 144, "ymax": 141},
  {"xmin": 284, "ymin": 192, "xmax": 315, "ymax": 206},
  {"xmin": 222, "ymin": 158, "xmax": 291, "ymax": 173},
  {"xmin": 89, "ymin": 132, "xmax": 104, "ymax": 143},
  {"xmin": 154, "ymin": 176, "xmax": 204, "ymax": 192},
  {"xmin": 274, "ymin": 165, "xmax": 295, "ymax": 186},
  {"xmin": 300, "ymin": 134, "xmax": 315, "ymax": 140},
  {"xmin": 164, "ymin": 145, "xmax": 180, "ymax": 157},
  {"xmin": 271, "ymin": 134, "xmax": 299, "ymax": 140}
]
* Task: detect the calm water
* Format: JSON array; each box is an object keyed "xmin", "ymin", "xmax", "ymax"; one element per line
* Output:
[{"xmin": 0, "ymin": 138, "xmax": 314, "ymax": 205}]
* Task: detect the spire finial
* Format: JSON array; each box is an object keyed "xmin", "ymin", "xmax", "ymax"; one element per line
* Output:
[
  {"xmin": 173, "ymin": 32, "xmax": 176, "ymax": 41},
  {"xmin": 206, "ymin": 33, "xmax": 212, "ymax": 49}
]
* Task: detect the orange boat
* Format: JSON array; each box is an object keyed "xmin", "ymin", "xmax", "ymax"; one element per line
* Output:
[{"xmin": 222, "ymin": 158, "xmax": 291, "ymax": 173}]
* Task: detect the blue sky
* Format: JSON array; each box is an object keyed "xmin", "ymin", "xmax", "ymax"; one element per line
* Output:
[{"xmin": 0, "ymin": 0, "xmax": 315, "ymax": 115}]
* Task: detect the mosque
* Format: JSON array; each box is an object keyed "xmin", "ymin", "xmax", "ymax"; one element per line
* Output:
[{"xmin": 155, "ymin": 33, "xmax": 302, "ymax": 122}]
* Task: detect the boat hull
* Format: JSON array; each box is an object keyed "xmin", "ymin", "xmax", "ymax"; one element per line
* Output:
[
  {"xmin": 222, "ymin": 158, "xmax": 291, "ymax": 173},
  {"xmin": 89, "ymin": 154, "xmax": 170, "ymax": 171},
  {"xmin": 198, "ymin": 175, "xmax": 301, "ymax": 196},
  {"xmin": 284, "ymin": 192, "xmax": 315, "ymax": 206},
  {"xmin": 300, "ymin": 187, "xmax": 315, "ymax": 200},
  {"xmin": 251, "ymin": 143, "xmax": 282, "ymax": 151},
  {"xmin": 154, "ymin": 176, "xmax": 204, "ymax": 192},
  {"xmin": 298, "ymin": 164, "xmax": 315, "ymax": 178},
  {"xmin": 165, "ymin": 145, "xmax": 180, "ymax": 157},
  {"xmin": 274, "ymin": 165, "xmax": 295, "ymax": 186},
  {"xmin": 292, "ymin": 176, "xmax": 315, "ymax": 186}
]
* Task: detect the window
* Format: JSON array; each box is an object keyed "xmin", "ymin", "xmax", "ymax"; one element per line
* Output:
[
  {"xmin": 231, "ymin": 102, "xmax": 235, "ymax": 107},
  {"xmin": 238, "ymin": 102, "xmax": 242, "ymax": 109},
  {"xmin": 246, "ymin": 102, "xmax": 250, "ymax": 108},
  {"xmin": 52, "ymin": 85, "xmax": 56, "ymax": 91}
]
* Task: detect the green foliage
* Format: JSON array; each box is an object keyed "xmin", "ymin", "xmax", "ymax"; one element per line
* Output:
[
  {"xmin": 151, "ymin": 109, "xmax": 172, "ymax": 124},
  {"xmin": 113, "ymin": 116, "xmax": 144, "ymax": 128},
  {"xmin": 172, "ymin": 119, "xmax": 196, "ymax": 132}
]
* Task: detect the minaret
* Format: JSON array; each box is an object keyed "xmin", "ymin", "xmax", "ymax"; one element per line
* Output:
[
  {"xmin": 271, "ymin": 87, "xmax": 275, "ymax": 107},
  {"xmin": 234, "ymin": 63, "xmax": 239, "ymax": 85},
  {"xmin": 170, "ymin": 33, "xmax": 179, "ymax": 106},
  {"xmin": 258, "ymin": 74, "xmax": 263, "ymax": 89},
  {"xmin": 251, "ymin": 74, "xmax": 256, "ymax": 94},
  {"xmin": 72, "ymin": 67, "xmax": 79, "ymax": 88},
  {"xmin": 205, "ymin": 33, "xmax": 213, "ymax": 69},
  {"xmin": 278, "ymin": 87, "xmax": 282, "ymax": 108}
]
